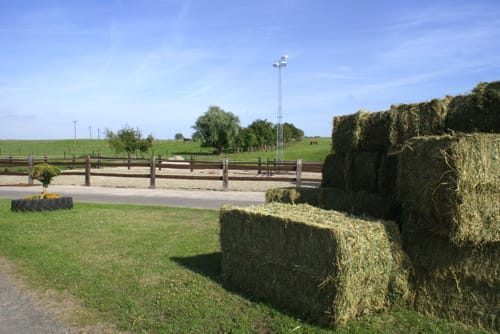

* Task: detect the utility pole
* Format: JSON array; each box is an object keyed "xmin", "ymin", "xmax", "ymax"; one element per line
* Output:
[{"xmin": 89, "ymin": 126, "xmax": 92, "ymax": 139}]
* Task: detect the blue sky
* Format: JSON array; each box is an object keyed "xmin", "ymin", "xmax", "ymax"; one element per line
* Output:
[{"xmin": 1, "ymin": 0, "xmax": 499, "ymax": 139}]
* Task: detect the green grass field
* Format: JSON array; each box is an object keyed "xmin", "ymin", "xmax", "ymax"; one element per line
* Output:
[
  {"xmin": 0, "ymin": 200, "xmax": 486, "ymax": 334},
  {"xmin": 0, "ymin": 138, "xmax": 331, "ymax": 162}
]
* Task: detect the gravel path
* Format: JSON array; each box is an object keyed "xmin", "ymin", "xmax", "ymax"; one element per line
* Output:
[{"xmin": 0, "ymin": 261, "xmax": 75, "ymax": 334}]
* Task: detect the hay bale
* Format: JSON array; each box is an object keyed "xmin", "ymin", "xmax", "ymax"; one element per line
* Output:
[
  {"xmin": 377, "ymin": 153, "xmax": 398, "ymax": 196},
  {"xmin": 388, "ymin": 98, "xmax": 449, "ymax": 152},
  {"xmin": 321, "ymin": 153, "xmax": 346, "ymax": 188},
  {"xmin": 345, "ymin": 151, "xmax": 381, "ymax": 193},
  {"xmin": 220, "ymin": 203, "xmax": 412, "ymax": 327},
  {"xmin": 332, "ymin": 111, "xmax": 367, "ymax": 154},
  {"xmin": 446, "ymin": 81, "xmax": 500, "ymax": 133},
  {"xmin": 318, "ymin": 187, "xmax": 399, "ymax": 220},
  {"xmin": 401, "ymin": 216, "xmax": 499, "ymax": 332},
  {"xmin": 332, "ymin": 110, "xmax": 390, "ymax": 154},
  {"xmin": 358, "ymin": 111, "xmax": 391, "ymax": 152},
  {"xmin": 397, "ymin": 133, "xmax": 500, "ymax": 245},
  {"xmin": 265, "ymin": 187, "xmax": 320, "ymax": 206}
]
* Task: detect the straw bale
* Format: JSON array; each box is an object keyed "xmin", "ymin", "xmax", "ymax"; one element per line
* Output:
[
  {"xmin": 318, "ymin": 187, "xmax": 398, "ymax": 220},
  {"xmin": 265, "ymin": 187, "xmax": 320, "ymax": 206},
  {"xmin": 446, "ymin": 81, "xmax": 500, "ymax": 133},
  {"xmin": 220, "ymin": 203, "xmax": 412, "ymax": 327},
  {"xmin": 358, "ymin": 111, "xmax": 391, "ymax": 152},
  {"xmin": 332, "ymin": 111, "xmax": 364, "ymax": 153},
  {"xmin": 322, "ymin": 153, "xmax": 346, "ymax": 188},
  {"xmin": 377, "ymin": 153, "xmax": 398, "ymax": 196},
  {"xmin": 388, "ymin": 99, "xmax": 449, "ymax": 152},
  {"xmin": 333, "ymin": 110, "xmax": 390, "ymax": 154},
  {"xmin": 401, "ymin": 216, "xmax": 499, "ymax": 332},
  {"xmin": 345, "ymin": 151, "xmax": 381, "ymax": 193},
  {"xmin": 397, "ymin": 133, "xmax": 500, "ymax": 245}
]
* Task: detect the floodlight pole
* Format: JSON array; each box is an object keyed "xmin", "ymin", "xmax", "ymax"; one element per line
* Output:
[
  {"xmin": 273, "ymin": 55, "xmax": 287, "ymax": 162},
  {"xmin": 72, "ymin": 120, "xmax": 78, "ymax": 145}
]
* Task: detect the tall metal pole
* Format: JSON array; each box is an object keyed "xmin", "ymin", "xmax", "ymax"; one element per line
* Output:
[
  {"xmin": 273, "ymin": 55, "xmax": 287, "ymax": 163},
  {"xmin": 72, "ymin": 120, "xmax": 78, "ymax": 145},
  {"xmin": 277, "ymin": 65, "xmax": 283, "ymax": 162}
]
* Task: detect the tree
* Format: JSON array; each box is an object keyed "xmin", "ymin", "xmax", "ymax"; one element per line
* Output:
[
  {"xmin": 105, "ymin": 126, "xmax": 154, "ymax": 157},
  {"xmin": 281, "ymin": 122, "xmax": 304, "ymax": 143},
  {"xmin": 174, "ymin": 133, "xmax": 184, "ymax": 141},
  {"xmin": 192, "ymin": 106, "xmax": 240, "ymax": 154},
  {"xmin": 236, "ymin": 127, "xmax": 258, "ymax": 150},
  {"xmin": 247, "ymin": 119, "xmax": 275, "ymax": 148},
  {"xmin": 31, "ymin": 163, "xmax": 61, "ymax": 194}
]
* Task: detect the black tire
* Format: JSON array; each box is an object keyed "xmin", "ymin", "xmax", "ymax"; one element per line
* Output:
[{"xmin": 11, "ymin": 197, "xmax": 73, "ymax": 212}]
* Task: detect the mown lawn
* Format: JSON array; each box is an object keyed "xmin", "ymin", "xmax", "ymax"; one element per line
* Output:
[
  {"xmin": 0, "ymin": 200, "xmax": 486, "ymax": 333},
  {"xmin": 0, "ymin": 137, "xmax": 331, "ymax": 162}
]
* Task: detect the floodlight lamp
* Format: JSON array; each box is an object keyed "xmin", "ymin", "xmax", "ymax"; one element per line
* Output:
[
  {"xmin": 273, "ymin": 63, "xmax": 278, "ymax": 67},
  {"xmin": 281, "ymin": 55, "xmax": 288, "ymax": 61}
]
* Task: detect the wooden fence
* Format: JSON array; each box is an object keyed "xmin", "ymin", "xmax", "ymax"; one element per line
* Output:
[{"xmin": 0, "ymin": 155, "xmax": 323, "ymax": 190}]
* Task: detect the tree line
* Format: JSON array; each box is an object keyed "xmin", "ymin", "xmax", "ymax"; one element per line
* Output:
[
  {"xmin": 192, "ymin": 106, "xmax": 304, "ymax": 154},
  {"xmin": 105, "ymin": 105, "xmax": 304, "ymax": 156}
]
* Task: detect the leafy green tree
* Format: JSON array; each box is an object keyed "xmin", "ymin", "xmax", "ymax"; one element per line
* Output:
[
  {"xmin": 281, "ymin": 122, "xmax": 304, "ymax": 143},
  {"xmin": 105, "ymin": 126, "xmax": 154, "ymax": 157},
  {"xmin": 174, "ymin": 133, "xmax": 184, "ymax": 141},
  {"xmin": 237, "ymin": 127, "xmax": 258, "ymax": 150},
  {"xmin": 31, "ymin": 163, "xmax": 61, "ymax": 193},
  {"xmin": 247, "ymin": 119, "xmax": 275, "ymax": 148},
  {"xmin": 192, "ymin": 106, "xmax": 240, "ymax": 154}
]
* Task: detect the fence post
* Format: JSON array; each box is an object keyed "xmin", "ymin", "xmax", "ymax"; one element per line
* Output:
[
  {"xmin": 127, "ymin": 155, "xmax": 131, "ymax": 170},
  {"xmin": 149, "ymin": 156, "xmax": 156, "ymax": 189},
  {"xmin": 296, "ymin": 159, "xmax": 302, "ymax": 188},
  {"xmin": 158, "ymin": 154, "xmax": 162, "ymax": 171},
  {"xmin": 258, "ymin": 157, "xmax": 261, "ymax": 175},
  {"xmin": 85, "ymin": 156, "xmax": 91, "ymax": 186},
  {"xmin": 97, "ymin": 152, "xmax": 101, "ymax": 169},
  {"xmin": 44, "ymin": 155, "xmax": 48, "ymax": 163},
  {"xmin": 28, "ymin": 155, "xmax": 33, "ymax": 185},
  {"xmin": 72, "ymin": 155, "xmax": 75, "ymax": 169},
  {"xmin": 222, "ymin": 157, "xmax": 229, "ymax": 191}
]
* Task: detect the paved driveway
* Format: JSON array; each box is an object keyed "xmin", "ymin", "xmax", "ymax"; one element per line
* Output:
[{"xmin": 0, "ymin": 185, "xmax": 265, "ymax": 209}]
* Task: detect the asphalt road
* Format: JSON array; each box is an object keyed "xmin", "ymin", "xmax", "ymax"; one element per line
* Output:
[{"xmin": 0, "ymin": 185, "xmax": 265, "ymax": 209}]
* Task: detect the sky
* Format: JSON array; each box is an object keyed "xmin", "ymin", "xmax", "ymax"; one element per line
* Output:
[{"xmin": 1, "ymin": 0, "xmax": 499, "ymax": 139}]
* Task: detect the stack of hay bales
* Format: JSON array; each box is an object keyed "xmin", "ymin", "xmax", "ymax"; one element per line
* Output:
[
  {"xmin": 220, "ymin": 203, "xmax": 412, "ymax": 327},
  {"xmin": 397, "ymin": 133, "xmax": 499, "ymax": 331},
  {"xmin": 260, "ymin": 81, "xmax": 499, "ymax": 331}
]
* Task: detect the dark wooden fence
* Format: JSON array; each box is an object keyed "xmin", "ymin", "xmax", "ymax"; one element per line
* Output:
[{"xmin": 0, "ymin": 155, "xmax": 323, "ymax": 190}]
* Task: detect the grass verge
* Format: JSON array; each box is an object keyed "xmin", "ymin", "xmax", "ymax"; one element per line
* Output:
[{"xmin": 0, "ymin": 200, "xmax": 487, "ymax": 333}]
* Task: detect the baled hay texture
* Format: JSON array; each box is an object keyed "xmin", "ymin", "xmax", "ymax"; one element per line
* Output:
[
  {"xmin": 322, "ymin": 153, "xmax": 346, "ymax": 189},
  {"xmin": 446, "ymin": 81, "xmax": 500, "ymax": 133},
  {"xmin": 219, "ymin": 203, "xmax": 412, "ymax": 327},
  {"xmin": 265, "ymin": 187, "xmax": 320, "ymax": 206},
  {"xmin": 332, "ymin": 110, "xmax": 390, "ymax": 154},
  {"xmin": 358, "ymin": 111, "xmax": 391, "ymax": 152},
  {"xmin": 345, "ymin": 151, "xmax": 381, "ymax": 193},
  {"xmin": 332, "ymin": 111, "xmax": 366, "ymax": 154},
  {"xmin": 397, "ymin": 133, "xmax": 500, "ymax": 245},
  {"xmin": 318, "ymin": 187, "xmax": 399, "ymax": 220},
  {"xmin": 388, "ymin": 98, "xmax": 449, "ymax": 152},
  {"xmin": 377, "ymin": 153, "xmax": 398, "ymax": 196},
  {"xmin": 401, "ymin": 216, "xmax": 499, "ymax": 332}
]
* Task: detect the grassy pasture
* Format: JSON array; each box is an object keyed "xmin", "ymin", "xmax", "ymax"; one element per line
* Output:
[
  {"xmin": 0, "ymin": 137, "xmax": 331, "ymax": 162},
  {"xmin": 0, "ymin": 200, "xmax": 487, "ymax": 334}
]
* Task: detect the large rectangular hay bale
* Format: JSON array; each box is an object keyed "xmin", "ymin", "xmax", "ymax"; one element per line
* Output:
[
  {"xmin": 446, "ymin": 81, "xmax": 500, "ymax": 133},
  {"xmin": 388, "ymin": 99, "xmax": 449, "ymax": 152},
  {"xmin": 265, "ymin": 187, "xmax": 320, "ymax": 206},
  {"xmin": 345, "ymin": 151, "xmax": 381, "ymax": 193},
  {"xmin": 318, "ymin": 187, "xmax": 399, "ymax": 220},
  {"xmin": 397, "ymin": 133, "xmax": 500, "ymax": 245},
  {"xmin": 220, "ymin": 203, "xmax": 412, "ymax": 327},
  {"xmin": 401, "ymin": 216, "xmax": 499, "ymax": 332},
  {"xmin": 332, "ymin": 111, "xmax": 390, "ymax": 154},
  {"xmin": 321, "ymin": 153, "xmax": 346, "ymax": 188}
]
